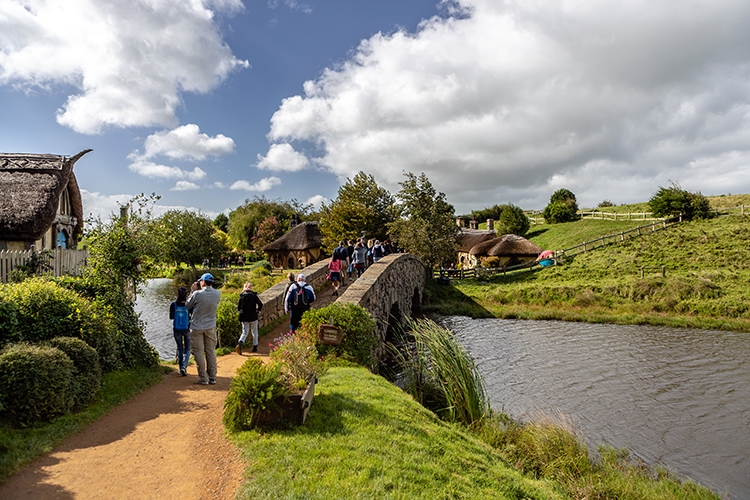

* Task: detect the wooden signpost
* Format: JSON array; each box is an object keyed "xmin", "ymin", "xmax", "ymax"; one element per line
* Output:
[{"xmin": 318, "ymin": 324, "xmax": 343, "ymax": 345}]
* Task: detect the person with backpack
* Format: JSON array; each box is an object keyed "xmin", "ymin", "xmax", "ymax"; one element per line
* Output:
[
  {"xmin": 169, "ymin": 286, "xmax": 191, "ymax": 377},
  {"xmin": 332, "ymin": 241, "xmax": 349, "ymax": 286},
  {"xmin": 372, "ymin": 239, "xmax": 385, "ymax": 262},
  {"xmin": 236, "ymin": 282, "xmax": 263, "ymax": 354},
  {"xmin": 284, "ymin": 273, "xmax": 316, "ymax": 332}
]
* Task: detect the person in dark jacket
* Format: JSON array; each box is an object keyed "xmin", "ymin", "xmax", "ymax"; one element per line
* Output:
[
  {"xmin": 236, "ymin": 282, "xmax": 263, "ymax": 354},
  {"xmin": 169, "ymin": 286, "xmax": 191, "ymax": 376}
]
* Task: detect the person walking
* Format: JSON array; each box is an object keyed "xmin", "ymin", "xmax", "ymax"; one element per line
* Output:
[
  {"xmin": 352, "ymin": 240, "xmax": 367, "ymax": 278},
  {"xmin": 328, "ymin": 257, "xmax": 343, "ymax": 296},
  {"xmin": 333, "ymin": 240, "xmax": 349, "ymax": 286},
  {"xmin": 185, "ymin": 273, "xmax": 222, "ymax": 385},
  {"xmin": 236, "ymin": 282, "xmax": 263, "ymax": 354},
  {"xmin": 169, "ymin": 286, "xmax": 191, "ymax": 376},
  {"xmin": 284, "ymin": 273, "xmax": 315, "ymax": 332}
]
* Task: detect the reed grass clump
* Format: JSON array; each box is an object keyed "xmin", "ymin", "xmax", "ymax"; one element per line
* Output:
[{"xmin": 390, "ymin": 318, "xmax": 490, "ymax": 427}]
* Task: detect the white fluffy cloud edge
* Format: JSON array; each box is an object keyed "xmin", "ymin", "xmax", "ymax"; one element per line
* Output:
[{"xmin": 261, "ymin": 0, "xmax": 750, "ymax": 210}]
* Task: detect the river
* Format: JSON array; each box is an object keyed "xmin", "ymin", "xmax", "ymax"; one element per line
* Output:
[
  {"xmin": 441, "ymin": 316, "xmax": 750, "ymax": 499},
  {"xmin": 134, "ymin": 280, "xmax": 748, "ymax": 498}
]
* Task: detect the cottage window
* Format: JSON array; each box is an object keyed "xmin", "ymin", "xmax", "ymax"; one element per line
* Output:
[{"xmin": 59, "ymin": 188, "xmax": 71, "ymax": 215}]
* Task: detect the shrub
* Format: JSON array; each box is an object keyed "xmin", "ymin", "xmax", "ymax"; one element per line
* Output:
[
  {"xmin": 48, "ymin": 337, "xmax": 102, "ymax": 410},
  {"xmin": 301, "ymin": 303, "xmax": 378, "ymax": 370},
  {"xmin": 216, "ymin": 293, "xmax": 241, "ymax": 348},
  {"xmin": 0, "ymin": 343, "xmax": 74, "ymax": 426},
  {"xmin": 648, "ymin": 182, "xmax": 712, "ymax": 221},
  {"xmin": 543, "ymin": 189, "xmax": 579, "ymax": 224},
  {"xmin": 222, "ymin": 358, "xmax": 287, "ymax": 432},
  {"xmin": 496, "ymin": 203, "xmax": 530, "ymax": 237},
  {"xmin": 0, "ymin": 300, "xmax": 20, "ymax": 347},
  {"xmin": 0, "ymin": 279, "xmax": 120, "ymax": 371},
  {"xmin": 269, "ymin": 331, "xmax": 323, "ymax": 392}
]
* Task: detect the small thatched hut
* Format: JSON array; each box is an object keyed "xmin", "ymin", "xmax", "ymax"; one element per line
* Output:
[
  {"xmin": 262, "ymin": 221, "xmax": 323, "ymax": 269},
  {"xmin": 0, "ymin": 150, "xmax": 91, "ymax": 251},
  {"xmin": 457, "ymin": 228, "xmax": 497, "ymax": 268},
  {"xmin": 469, "ymin": 234, "xmax": 542, "ymax": 268}
]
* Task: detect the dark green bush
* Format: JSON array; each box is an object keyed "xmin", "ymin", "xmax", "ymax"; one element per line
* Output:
[
  {"xmin": 0, "ymin": 343, "xmax": 74, "ymax": 426},
  {"xmin": 48, "ymin": 337, "xmax": 102, "ymax": 410},
  {"xmin": 0, "ymin": 300, "xmax": 20, "ymax": 347},
  {"xmin": 543, "ymin": 189, "xmax": 579, "ymax": 224},
  {"xmin": 497, "ymin": 203, "xmax": 530, "ymax": 237},
  {"xmin": 0, "ymin": 278, "xmax": 120, "ymax": 371},
  {"xmin": 223, "ymin": 358, "xmax": 287, "ymax": 431},
  {"xmin": 648, "ymin": 182, "xmax": 712, "ymax": 221},
  {"xmin": 301, "ymin": 304, "xmax": 378, "ymax": 370},
  {"xmin": 217, "ymin": 293, "xmax": 241, "ymax": 348}
]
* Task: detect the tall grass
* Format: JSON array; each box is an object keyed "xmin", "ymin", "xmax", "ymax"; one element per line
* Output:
[{"xmin": 390, "ymin": 317, "xmax": 490, "ymax": 427}]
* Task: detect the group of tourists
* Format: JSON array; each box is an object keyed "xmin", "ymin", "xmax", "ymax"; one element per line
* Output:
[
  {"xmin": 327, "ymin": 237, "xmax": 396, "ymax": 295},
  {"xmin": 169, "ymin": 236, "xmax": 396, "ymax": 382}
]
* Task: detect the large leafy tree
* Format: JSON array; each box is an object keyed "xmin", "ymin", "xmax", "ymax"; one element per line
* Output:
[
  {"xmin": 496, "ymin": 203, "xmax": 530, "ymax": 237},
  {"xmin": 251, "ymin": 216, "xmax": 285, "ymax": 250},
  {"xmin": 388, "ymin": 172, "xmax": 459, "ymax": 269},
  {"xmin": 153, "ymin": 210, "xmax": 226, "ymax": 267},
  {"xmin": 543, "ymin": 188, "xmax": 579, "ymax": 224},
  {"xmin": 228, "ymin": 196, "xmax": 310, "ymax": 250},
  {"xmin": 319, "ymin": 172, "xmax": 394, "ymax": 251},
  {"xmin": 648, "ymin": 182, "xmax": 711, "ymax": 221}
]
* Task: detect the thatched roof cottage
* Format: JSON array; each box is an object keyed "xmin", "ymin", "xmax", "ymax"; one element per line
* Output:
[
  {"xmin": 0, "ymin": 150, "xmax": 91, "ymax": 251},
  {"xmin": 469, "ymin": 234, "xmax": 542, "ymax": 268},
  {"xmin": 262, "ymin": 221, "xmax": 323, "ymax": 269},
  {"xmin": 457, "ymin": 228, "xmax": 497, "ymax": 268}
]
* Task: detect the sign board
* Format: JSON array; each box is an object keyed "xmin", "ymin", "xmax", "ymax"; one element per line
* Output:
[{"xmin": 318, "ymin": 324, "xmax": 343, "ymax": 345}]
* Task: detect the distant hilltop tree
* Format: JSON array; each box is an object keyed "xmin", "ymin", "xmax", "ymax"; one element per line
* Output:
[
  {"xmin": 597, "ymin": 200, "xmax": 614, "ymax": 208},
  {"xmin": 543, "ymin": 188, "xmax": 579, "ymax": 224},
  {"xmin": 648, "ymin": 182, "xmax": 711, "ymax": 221}
]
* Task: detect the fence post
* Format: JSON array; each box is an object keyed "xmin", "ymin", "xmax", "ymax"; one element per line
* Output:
[
  {"xmin": 640, "ymin": 266, "xmax": 644, "ymax": 279},
  {"xmin": 742, "ymin": 204, "xmax": 745, "ymax": 216},
  {"xmin": 583, "ymin": 242, "xmax": 587, "ymax": 252},
  {"xmin": 661, "ymin": 265, "xmax": 666, "ymax": 278}
]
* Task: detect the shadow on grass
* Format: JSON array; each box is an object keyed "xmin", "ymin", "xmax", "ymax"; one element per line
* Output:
[{"xmin": 422, "ymin": 279, "xmax": 494, "ymax": 318}]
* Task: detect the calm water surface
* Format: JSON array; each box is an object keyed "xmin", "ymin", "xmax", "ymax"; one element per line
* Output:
[
  {"xmin": 442, "ymin": 317, "xmax": 750, "ymax": 499},
  {"xmin": 134, "ymin": 278, "xmax": 179, "ymax": 360}
]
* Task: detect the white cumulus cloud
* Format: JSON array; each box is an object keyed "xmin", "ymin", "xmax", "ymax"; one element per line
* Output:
[
  {"xmin": 128, "ymin": 158, "xmax": 207, "ymax": 181},
  {"xmin": 0, "ymin": 0, "xmax": 248, "ymax": 134},
  {"xmin": 267, "ymin": 0, "xmax": 750, "ymax": 210},
  {"xmin": 142, "ymin": 124, "xmax": 236, "ymax": 160},
  {"xmin": 256, "ymin": 143, "xmax": 310, "ymax": 172},
  {"xmin": 304, "ymin": 194, "xmax": 327, "ymax": 209},
  {"xmin": 171, "ymin": 180, "xmax": 201, "ymax": 191},
  {"xmin": 230, "ymin": 177, "xmax": 282, "ymax": 191}
]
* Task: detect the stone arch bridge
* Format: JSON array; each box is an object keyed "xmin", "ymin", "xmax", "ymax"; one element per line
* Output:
[{"xmin": 257, "ymin": 253, "xmax": 429, "ymax": 348}]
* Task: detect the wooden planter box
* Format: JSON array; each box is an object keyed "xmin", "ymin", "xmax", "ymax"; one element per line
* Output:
[{"xmin": 257, "ymin": 375, "xmax": 317, "ymax": 425}]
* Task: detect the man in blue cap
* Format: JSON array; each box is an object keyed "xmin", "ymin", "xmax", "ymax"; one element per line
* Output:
[{"xmin": 186, "ymin": 273, "xmax": 222, "ymax": 384}]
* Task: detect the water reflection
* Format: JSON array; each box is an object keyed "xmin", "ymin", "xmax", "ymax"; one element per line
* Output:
[
  {"xmin": 134, "ymin": 278, "xmax": 178, "ymax": 360},
  {"xmin": 442, "ymin": 317, "xmax": 750, "ymax": 500}
]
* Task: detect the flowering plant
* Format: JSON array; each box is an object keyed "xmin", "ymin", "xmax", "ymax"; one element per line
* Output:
[{"xmin": 269, "ymin": 330, "xmax": 324, "ymax": 393}]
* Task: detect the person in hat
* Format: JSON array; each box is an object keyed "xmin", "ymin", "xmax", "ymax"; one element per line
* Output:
[
  {"xmin": 284, "ymin": 273, "xmax": 315, "ymax": 332},
  {"xmin": 185, "ymin": 273, "xmax": 222, "ymax": 385}
]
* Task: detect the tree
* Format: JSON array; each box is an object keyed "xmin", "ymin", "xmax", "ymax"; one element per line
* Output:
[
  {"xmin": 496, "ymin": 203, "xmax": 530, "ymax": 237},
  {"xmin": 470, "ymin": 204, "xmax": 504, "ymax": 222},
  {"xmin": 228, "ymin": 196, "xmax": 310, "ymax": 250},
  {"xmin": 387, "ymin": 172, "xmax": 459, "ymax": 269},
  {"xmin": 543, "ymin": 188, "xmax": 579, "ymax": 224},
  {"xmin": 213, "ymin": 213, "xmax": 229, "ymax": 233},
  {"xmin": 153, "ymin": 210, "xmax": 227, "ymax": 267},
  {"xmin": 648, "ymin": 182, "xmax": 711, "ymax": 221},
  {"xmin": 319, "ymin": 172, "xmax": 394, "ymax": 251},
  {"xmin": 251, "ymin": 216, "xmax": 285, "ymax": 250}
]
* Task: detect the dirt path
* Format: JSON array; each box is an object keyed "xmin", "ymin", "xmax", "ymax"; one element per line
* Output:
[{"xmin": 0, "ymin": 279, "xmax": 340, "ymax": 500}]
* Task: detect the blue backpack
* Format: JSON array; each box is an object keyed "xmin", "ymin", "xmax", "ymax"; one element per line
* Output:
[{"xmin": 173, "ymin": 303, "xmax": 190, "ymax": 330}]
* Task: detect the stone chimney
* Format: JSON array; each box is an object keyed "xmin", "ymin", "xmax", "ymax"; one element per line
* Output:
[
  {"xmin": 456, "ymin": 217, "xmax": 466, "ymax": 228},
  {"xmin": 469, "ymin": 219, "xmax": 477, "ymax": 230},
  {"xmin": 487, "ymin": 219, "xmax": 494, "ymax": 231}
]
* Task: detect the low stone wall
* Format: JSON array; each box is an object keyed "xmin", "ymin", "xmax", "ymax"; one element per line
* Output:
[{"xmin": 257, "ymin": 259, "xmax": 330, "ymax": 329}]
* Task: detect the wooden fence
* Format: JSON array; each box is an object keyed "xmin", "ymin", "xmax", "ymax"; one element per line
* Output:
[
  {"xmin": 435, "ymin": 216, "xmax": 682, "ymax": 281},
  {"xmin": 0, "ymin": 248, "xmax": 88, "ymax": 283}
]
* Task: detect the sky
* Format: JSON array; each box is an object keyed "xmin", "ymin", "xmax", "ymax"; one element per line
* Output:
[{"xmin": 2, "ymin": 0, "xmax": 750, "ymax": 222}]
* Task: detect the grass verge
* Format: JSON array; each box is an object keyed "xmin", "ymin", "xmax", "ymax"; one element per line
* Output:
[
  {"xmin": 0, "ymin": 364, "xmax": 168, "ymax": 483},
  {"xmin": 231, "ymin": 366, "xmax": 562, "ymax": 500}
]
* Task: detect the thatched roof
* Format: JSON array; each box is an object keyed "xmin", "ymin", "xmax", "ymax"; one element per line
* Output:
[
  {"xmin": 458, "ymin": 228, "xmax": 497, "ymax": 252},
  {"xmin": 263, "ymin": 221, "xmax": 322, "ymax": 252},
  {"xmin": 0, "ymin": 150, "xmax": 91, "ymax": 241},
  {"xmin": 469, "ymin": 234, "xmax": 542, "ymax": 257}
]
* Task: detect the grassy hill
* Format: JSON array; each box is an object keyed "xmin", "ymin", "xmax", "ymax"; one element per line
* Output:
[{"xmin": 427, "ymin": 201, "xmax": 750, "ymax": 332}]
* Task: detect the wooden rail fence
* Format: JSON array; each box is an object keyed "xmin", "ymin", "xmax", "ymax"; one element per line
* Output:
[{"xmin": 0, "ymin": 248, "xmax": 88, "ymax": 283}]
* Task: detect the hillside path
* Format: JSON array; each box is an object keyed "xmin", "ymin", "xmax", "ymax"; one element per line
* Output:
[{"xmin": 0, "ymin": 278, "xmax": 341, "ymax": 499}]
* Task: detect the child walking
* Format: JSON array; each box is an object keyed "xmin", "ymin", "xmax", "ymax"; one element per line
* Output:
[{"xmin": 169, "ymin": 286, "xmax": 191, "ymax": 376}]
